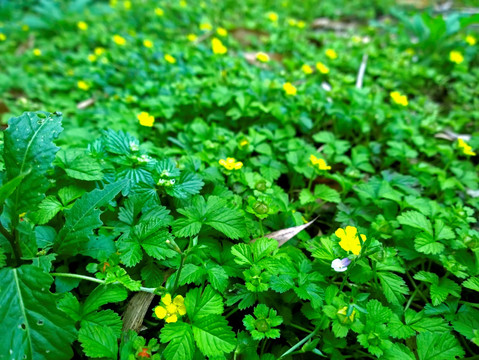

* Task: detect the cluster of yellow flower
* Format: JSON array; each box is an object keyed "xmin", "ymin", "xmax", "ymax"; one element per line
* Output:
[
  {"xmin": 219, "ymin": 157, "xmax": 243, "ymax": 170},
  {"xmin": 310, "ymin": 154, "xmax": 331, "ymax": 170},
  {"xmin": 137, "ymin": 112, "xmax": 155, "ymax": 127},
  {"xmin": 256, "ymin": 52, "xmax": 270, "ymax": 63},
  {"xmin": 212, "ymin": 37, "xmax": 227, "ymax": 54},
  {"xmin": 283, "ymin": 82, "xmax": 297, "ymax": 96},
  {"xmin": 77, "ymin": 80, "xmax": 90, "ymax": 91},
  {"xmin": 287, "ymin": 18, "xmax": 306, "ymax": 28},
  {"xmin": 466, "ymin": 35, "xmax": 476, "ymax": 46},
  {"xmin": 154, "ymin": 294, "xmax": 186, "ymax": 323},
  {"xmin": 458, "ymin": 138, "xmax": 476, "ymax": 156},
  {"xmin": 449, "ymin": 50, "xmax": 464, "ymax": 64},
  {"xmin": 390, "ymin": 91, "xmax": 408, "ymax": 106},
  {"xmin": 164, "ymin": 54, "xmax": 176, "ymax": 64}
]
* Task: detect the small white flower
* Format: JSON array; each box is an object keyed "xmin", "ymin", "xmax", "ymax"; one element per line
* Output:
[
  {"xmin": 331, "ymin": 258, "xmax": 351, "ymax": 272},
  {"xmin": 129, "ymin": 141, "xmax": 139, "ymax": 152},
  {"xmin": 137, "ymin": 154, "xmax": 152, "ymax": 163}
]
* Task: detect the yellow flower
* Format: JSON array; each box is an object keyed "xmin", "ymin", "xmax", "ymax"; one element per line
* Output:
[
  {"xmin": 239, "ymin": 139, "xmax": 249, "ymax": 147},
  {"xmin": 283, "ymin": 82, "xmax": 297, "ymax": 96},
  {"xmin": 256, "ymin": 52, "xmax": 270, "ymax": 63},
  {"xmin": 449, "ymin": 50, "xmax": 464, "ymax": 64},
  {"xmin": 211, "ymin": 37, "xmax": 227, "ymax": 55},
  {"xmin": 113, "ymin": 34, "xmax": 126, "ymax": 45},
  {"xmin": 390, "ymin": 91, "xmax": 408, "ymax": 106},
  {"xmin": 137, "ymin": 112, "xmax": 155, "ymax": 127},
  {"xmin": 301, "ymin": 64, "xmax": 313, "ymax": 75},
  {"xmin": 77, "ymin": 21, "xmax": 88, "ymax": 31},
  {"xmin": 219, "ymin": 157, "xmax": 243, "ymax": 170},
  {"xmin": 267, "ymin": 12, "xmax": 278, "ymax": 22},
  {"xmin": 179, "ymin": 0, "xmax": 187, "ymax": 8},
  {"xmin": 200, "ymin": 23, "xmax": 212, "ymax": 31},
  {"xmin": 457, "ymin": 138, "xmax": 476, "ymax": 156},
  {"xmin": 77, "ymin": 80, "xmax": 90, "ymax": 91},
  {"xmin": 0, "ymin": 33, "xmax": 6, "ymax": 41},
  {"xmin": 94, "ymin": 47, "xmax": 105, "ymax": 56},
  {"xmin": 337, "ymin": 306, "xmax": 356, "ymax": 323},
  {"xmin": 143, "ymin": 39, "xmax": 154, "ymax": 48},
  {"xmin": 187, "ymin": 33, "xmax": 197, "ymax": 42},
  {"xmin": 33, "ymin": 48, "xmax": 42, "ymax": 56},
  {"xmin": 310, "ymin": 154, "xmax": 331, "ymax": 170},
  {"xmin": 154, "ymin": 294, "xmax": 186, "ymax": 323},
  {"xmin": 110, "ymin": 0, "xmax": 117, "ymax": 7},
  {"xmin": 87, "ymin": 54, "xmax": 97, "ymax": 62},
  {"xmin": 352, "ymin": 35, "xmax": 361, "ymax": 43},
  {"xmin": 316, "ymin": 62, "xmax": 329, "ymax": 74},
  {"xmin": 164, "ymin": 54, "xmax": 176, "ymax": 64},
  {"xmin": 123, "ymin": 0, "xmax": 131, "ymax": 9},
  {"xmin": 466, "ymin": 35, "xmax": 476, "ymax": 46},
  {"xmin": 405, "ymin": 48, "xmax": 415, "ymax": 56},
  {"xmin": 22, "ymin": 25, "xmax": 29, "ymax": 31},
  {"xmin": 217, "ymin": 27, "xmax": 228, "ymax": 37},
  {"xmin": 155, "ymin": 8, "xmax": 164, "ymax": 16},
  {"xmin": 335, "ymin": 226, "xmax": 365, "ymax": 256},
  {"xmin": 297, "ymin": 20, "xmax": 306, "ymax": 28},
  {"xmin": 288, "ymin": 18, "xmax": 297, "ymax": 27},
  {"xmin": 325, "ymin": 49, "xmax": 338, "ymax": 60}
]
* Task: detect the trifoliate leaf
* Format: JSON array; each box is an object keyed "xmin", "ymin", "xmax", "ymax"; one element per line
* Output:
[
  {"xmin": 78, "ymin": 323, "xmax": 118, "ymax": 359},
  {"xmin": 382, "ymin": 343, "xmax": 415, "ymax": 360},
  {"xmin": 206, "ymin": 263, "xmax": 229, "ymax": 292},
  {"xmin": 0, "ymin": 265, "xmax": 76, "ymax": 360},
  {"xmin": 397, "ymin": 211, "xmax": 433, "ymax": 234},
  {"xmin": 192, "ymin": 315, "xmax": 236, "ymax": 357},
  {"xmin": 82, "ymin": 284, "xmax": 128, "ymax": 315},
  {"xmin": 160, "ymin": 322, "xmax": 195, "ymax": 360},
  {"xmin": 185, "ymin": 286, "xmax": 224, "ymax": 321},
  {"xmin": 377, "ymin": 272, "xmax": 408, "ymax": 304},
  {"xmin": 314, "ymin": 184, "xmax": 341, "ymax": 203},
  {"xmin": 416, "ymin": 331, "xmax": 464, "ymax": 360},
  {"xmin": 405, "ymin": 310, "xmax": 449, "ymax": 333},
  {"xmin": 82, "ymin": 310, "xmax": 122, "ymax": 338},
  {"xmin": 231, "ymin": 243, "xmax": 254, "ymax": 266},
  {"xmin": 30, "ymin": 195, "xmax": 63, "ymax": 225},
  {"xmin": 56, "ymin": 148, "xmax": 103, "ymax": 181},
  {"xmin": 414, "ymin": 233, "xmax": 445, "ymax": 255}
]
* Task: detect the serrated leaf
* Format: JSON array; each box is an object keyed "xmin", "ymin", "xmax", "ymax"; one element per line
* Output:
[
  {"xmin": 397, "ymin": 211, "xmax": 433, "ymax": 234},
  {"xmin": 231, "ymin": 243, "xmax": 253, "ymax": 266},
  {"xmin": 54, "ymin": 180, "xmax": 128, "ymax": 255},
  {"xmin": 57, "ymin": 292, "xmax": 81, "ymax": 322},
  {"xmin": 82, "ymin": 284, "xmax": 128, "ymax": 315},
  {"xmin": 56, "ymin": 149, "xmax": 103, "ymax": 181},
  {"xmin": 185, "ymin": 286, "xmax": 224, "ymax": 321},
  {"xmin": 4, "ymin": 111, "xmax": 63, "ymax": 214},
  {"xmin": 103, "ymin": 130, "xmax": 138, "ymax": 155},
  {"xmin": 168, "ymin": 171, "xmax": 204, "ymax": 199},
  {"xmin": 416, "ymin": 331, "xmax": 464, "ymax": 360},
  {"xmin": 383, "ymin": 343, "xmax": 416, "ymax": 360},
  {"xmin": 414, "ymin": 271, "xmax": 439, "ymax": 284},
  {"xmin": 192, "ymin": 315, "xmax": 236, "ymax": 357},
  {"xmin": 160, "ymin": 322, "xmax": 195, "ymax": 360},
  {"xmin": 179, "ymin": 263, "xmax": 206, "ymax": 286},
  {"xmin": 434, "ymin": 220, "xmax": 455, "ymax": 241},
  {"xmin": 463, "ymin": 277, "xmax": 479, "ymax": 292},
  {"xmin": 377, "ymin": 272, "xmax": 409, "ymax": 304},
  {"xmin": 405, "ymin": 310, "xmax": 449, "ymax": 333},
  {"xmin": 78, "ymin": 323, "xmax": 118, "ymax": 359},
  {"xmin": 31, "ymin": 195, "xmax": 63, "ymax": 225},
  {"xmin": 0, "ymin": 265, "xmax": 76, "ymax": 360},
  {"xmin": 270, "ymin": 275, "xmax": 295, "ymax": 293},
  {"xmin": 299, "ymin": 189, "xmax": 315, "ymax": 205},
  {"xmin": 206, "ymin": 264, "xmax": 229, "ymax": 292},
  {"xmin": 314, "ymin": 184, "xmax": 341, "ymax": 203},
  {"xmin": 82, "ymin": 310, "xmax": 122, "ymax": 337},
  {"xmin": 141, "ymin": 261, "xmax": 164, "ymax": 287},
  {"xmin": 414, "ymin": 233, "xmax": 445, "ymax": 255}
]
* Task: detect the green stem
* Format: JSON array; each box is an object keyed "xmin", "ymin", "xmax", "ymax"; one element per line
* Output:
[
  {"xmin": 172, "ymin": 253, "xmax": 186, "ymax": 294},
  {"xmin": 259, "ymin": 219, "xmax": 264, "ymax": 237},
  {"xmin": 406, "ymin": 272, "xmax": 429, "ymax": 303},
  {"xmin": 280, "ymin": 325, "xmax": 320, "ymax": 358},
  {"xmin": 404, "ymin": 288, "xmax": 417, "ymax": 311},
  {"xmin": 51, "ymin": 273, "xmax": 157, "ymax": 293},
  {"xmin": 225, "ymin": 307, "xmax": 239, "ymax": 319},
  {"xmin": 459, "ymin": 301, "xmax": 479, "ymax": 309},
  {"xmin": 289, "ymin": 323, "xmax": 313, "ymax": 333},
  {"xmin": 0, "ymin": 222, "xmax": 22, "ymax": 266},
  {"xmin": 260, "ymin": 339, "xmax": 267, "ymax": 356}
]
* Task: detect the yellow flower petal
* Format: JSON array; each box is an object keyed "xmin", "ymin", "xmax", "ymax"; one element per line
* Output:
[
  {"xmin": 165, "ymin": 314, "xmax": 178, "ymax": 323},
  {"xmin": 162, "ymin": 293, "xmax": 172, "ymax": 306},
  {"xmin": 155, "ymin": 306, "xmax": 167, "ymax": 319},
  {"xmin": 173, "ymin": 295, "xmax": 185, "ymax": 305},
  {"xmin": 177, "ymin": 304, "xmax": 187, "ymax": 316}
]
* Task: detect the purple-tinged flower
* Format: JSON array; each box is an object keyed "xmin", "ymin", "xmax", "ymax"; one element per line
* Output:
[{"xmin": 331, "ymin": 258, "xmax": 351, "ymax": 272}]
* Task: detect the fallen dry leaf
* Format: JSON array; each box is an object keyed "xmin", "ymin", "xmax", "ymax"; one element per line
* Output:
[
  {"xmin": 77, "ymin": 97, "xmax": 96, "ymax": 109},
  {"xmin": 261, "ymin": 217, "xmax": 318, "ymax": 247}
]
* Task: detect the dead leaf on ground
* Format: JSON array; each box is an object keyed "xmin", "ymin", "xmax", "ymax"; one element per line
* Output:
[
  {"xmin": 231, "ymin": 28, "xmax": 269, "ymax": 46},
  {"xmin": 255, "ymin": 217, "xmax": 318, "ymax": 247},
  {"xmin": 77, "ymin": 97, "xmax": 96, "ymax": 109},
  {"xmin": 435, "ymin": 130, "xmax": 471, "ymax": 142}
]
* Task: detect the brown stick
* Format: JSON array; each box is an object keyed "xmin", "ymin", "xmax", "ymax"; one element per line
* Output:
[{"xmin": 122, "ymin": 292, "xmax": 155, "ymax": 333}]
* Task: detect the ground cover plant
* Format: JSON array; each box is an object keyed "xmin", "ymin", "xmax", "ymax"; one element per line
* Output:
[{"xmin": 0, "ymin": 0, "xmax": 479, "ymax": 359}]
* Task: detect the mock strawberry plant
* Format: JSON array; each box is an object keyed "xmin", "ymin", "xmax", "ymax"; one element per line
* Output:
[{"xmin": 0, "ymin": 0, "xmax": 478, "ymax": 359}]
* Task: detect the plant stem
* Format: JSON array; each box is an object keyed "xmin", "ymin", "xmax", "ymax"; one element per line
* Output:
[
  {"xmin": 172, "ymin": 253, "xmax": 186, "ymax": 294},
  {"xmin": 289, "ymin": 323, "xmax": 313, "ymax": 333},
  {"xmin": 280, "ymin": 325, "xmax": 320, "ymax": 358},
  {"xmin": 259, "ymin": 219, "xmax": 264, "ymax": 237},
  {"xmin": 0, "ymin": 222, "xmax": 22, "ymax": 266},
  {"xmin": 51, "ymin": 272, "xmax": 157, "ymax": 293},
  {"xmin": 404, "ymin": 288, "xmax": 417, "ymax": 311},
  {"xmin": 225, "ymin": 307, "xmax": 239, "ymax": 319}
]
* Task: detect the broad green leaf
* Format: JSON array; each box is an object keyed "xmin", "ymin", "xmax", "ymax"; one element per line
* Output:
[
  {"xmin": 414, "ymin": 271, "xmax": 439, "ymax": 284},
  {"xmin": 434, "ymin": 220, "xmax": 455, "ymax": 241},
  {"xmin": 383, "ymin": 343, "xmax": 416, "ymax": 360},
  {"xmin": 78, "ymin": 323, "xmax": 118, "ymax": 359},
  {"xmin": 4, "ymin": 111, "xmax": 63, "ymax": 215},
  {"xmin": 206, "ymin": 263, "xmax": 228, "ymax": 292},
  {"xmin": 397, "ymin": 211, "xmax": 433, "ymax": 235},
  {"xmin": 416, "ymin": 331, "xmax": 464, "ymax": 360},
  {"xmin": 56, "ymin": 148, "xmax": 103, "ymax": 181},
  {"xmin": 82, "ymin": 310, "xmax": 122, "ymax": 337},
  {"xmin": 30, "ymin": 195, "xmax": 63, "ymax": 225},
  {"xmin": 414, "ymin": 233, "xmax": 445, "ymax": 255},
  {"xmin": 57, "ymin": 292, "xmax": 81, "ymax": 322},
  {"xmin": 405, "ymin": 310, "xmax": 449, "ymax": 333},
  {"xmin": 168, "ymin": 171, "xmax": 204, "ymax": 199},
  {"xmin": 82, "ymin": 284, "xmax": 128, "ymax": 315},
  {"xmin": 179, "ymin": 263, "xmax": 206, "ymax": 286},
  {"xmin": 231, "ymin": 243, "xmax": 253, "ymax": 266},
  {"xmin": 314, "ymin": 184, "xmax": 341, "ymax": 203},
  {"xmin": 192, "ymin": 315, "xmax": 236, "ymax": 357},
  {"xmin": 452, "ymin": 307, "xmax": 479, "ymax": 345},
  {"xmin": 377, "ymin": 272, "xmax": 409, "ymax": 304},
  {"xmin": 104, "ymin": 267, "xmax": 142, "ymax": 291},
  {"xmin": 185, "ymin": 286, "xmax": 224, "ymax": 320},
  {"xmin": 463, "ymin": 277, "xmax": 479, "ymax": 292},
  {"xmin": 54, "ymin": 180, "xmax": 128, "ymax": 255},
  {"xmin": 160, "ymin": 322, "xmax": 195, "ymax": 360},
  {"xmin": 299, "ymin": 189, "xmax": 315, "ymax": 205},
  {"xmin": 0, "ymin": 265, "xmax": 76, "ymax": 359},
  {"xmin": 0, "ymin": 173, "xmax": 27, "ymax": 206}
]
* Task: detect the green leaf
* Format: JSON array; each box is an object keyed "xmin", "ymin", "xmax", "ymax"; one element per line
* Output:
[
  {"xmin": 78, "ymin": 323, "xmax": 118, "ymax": 359},
  {"xmin": 0, "ymin": 173, "xmax": 27, "ymax": 206},
  {"xmin": 314, "ymin": 184, "xmax": 341, "ymax": 203},
  {"xmin": 434, "ymin": 220, "xmax": 455, "ymax": 240},
  {"xmin": 397, "ymin": 211, "xmax": 433, "ymax": 234},
  {"xmin": 416, "ymin": 331, "xmax": 464, "ymax": 360},
  {"xmin": 231, "ymin": 243, "xmax": 253, "ymax": 266},
  {"xmin": 463, "ymin": 277, "xmax": 479, "ymax": 292},
  {"xmin": 383, "ymin": 343, "xmax": 416, "ymax": 360},
  {"xmin": 299, "ymin": 189, "xmax": 315, "ymax": 205},
  {"xmin": 0, "ymin": 265, "xmax": 76, "ymax": 359},
  {"xmin": 377, "ymin": 272, "xmax": 409, "ymax": 304},
  {"xmin": 54, "ymin": 180, "xmax": 128, "ymax": 255},
  {"xmin": 82, "ymin": 310, "xmax": 122, "ymax": 337},
  {"xmin": 414, "ymin": 271, "xmax": 439, "ymax": 284},
  {"xmin": 4, "ymin": 111, "xmax": 63, "ymax": 214},
  {"xmin": 57, "ymin": 292, "xmax": 81, "ymax": 322},
  {"xmin": 405, "ymin": 310, "xmax": 449, "ymax": 333},
  {"xmin": 168, "ymin": 171, "xmax": 204, "ymax": 199},
  {"xmin": 414, "ymin": 233, "xmax": 445, "ymax": 255},
  {"xmin": 104, "ymin": 267, "xmax": 142, "ymax": 291},
  {"xmin": 82, "ymin": 284, "xmax": 128, "ymax": 315},
  {"xmin": 185, "ymin": 286, "xmax": 224, "ymax": 321},
  {"xmin": 206, "ymin": 263, "xmax": 229, "ymax": 292},
  {"xmin": 56, "ymin": 149, "xmax": 103, "ymax": 181},
  {"xmin": 160, "ymin": 322, "xmax": 195, "ymax": 360},
  {"xmin": 30, "ymin": 195, "xmax": 63, "ymax": 225},
  {"xmin": 192, "ymin": 315, "xmax": 236, "ymax": 357},
  {"xmin": 179, "ymin": 263, "xmax": 206, "ymax": 286}
]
